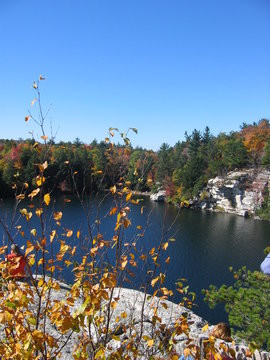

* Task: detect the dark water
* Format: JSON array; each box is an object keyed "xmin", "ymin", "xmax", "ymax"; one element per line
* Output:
[{"xmin": 0, "ymin": 195, "xmax": 269, "ymax": 324}]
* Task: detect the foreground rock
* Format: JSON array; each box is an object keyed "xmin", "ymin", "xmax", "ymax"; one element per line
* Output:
[
  {"xmin": 13, "ymin": 278, "xmax": 269, "ymax": 359},
  {"xmin": 194, "ymin": 169, "xmax": 270, "ymax": 218}
]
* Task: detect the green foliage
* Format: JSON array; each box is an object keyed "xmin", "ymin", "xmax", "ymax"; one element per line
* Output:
[
  {"xmin": 256, "ymin": 188, "xmax": 270, "ymax": 220},
  {"xmin": 203, "ymin": 267, "xmax": 270, "ymax": 350},
  {"xmin": 156, "ymin": 143, "xmax": 173, "ymax": 183}
]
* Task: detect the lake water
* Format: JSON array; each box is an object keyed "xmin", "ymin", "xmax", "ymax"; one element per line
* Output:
[{"xmin": 0, "ymin": 194, "xmax": 269, "ymax": 324}]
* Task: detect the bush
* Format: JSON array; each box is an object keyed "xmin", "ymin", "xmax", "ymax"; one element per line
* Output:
[
  {"xmin": 0, "ymin": 78, "xmax": 201, "ymax": 359},
  {"xmin": 203, "ymin": 266, "xmax": 270, "ymax": 351}
]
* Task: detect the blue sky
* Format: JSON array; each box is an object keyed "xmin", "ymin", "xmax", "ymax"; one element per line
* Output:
[{"xmin": 0, "ymin": 0, "xmax": 269, "ymax": 150}]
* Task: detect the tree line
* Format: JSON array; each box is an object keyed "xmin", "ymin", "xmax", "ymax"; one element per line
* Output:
[{"xmin": 1, "ymin": 119, "xmax": 270, "ymax": 201}]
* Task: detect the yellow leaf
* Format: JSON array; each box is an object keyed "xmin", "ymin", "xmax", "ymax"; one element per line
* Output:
[
  {"xmin": 28, "ymin": 257, "xmax": 35, "ymax": 266},
  {"xmin": 202, "ymin": 323, "xmax": 209, "ymax": 332},
  {"xmin": 121, "ymin": 311, "xmax": 127, "ymax": 318},
  {"xmin": 151, "ymin": 276, "xmax": 159, "ymax": 287},
  {"xmin": 76, "ymin": 231, "xmax": 80, "ymax": 239},
  {"xmin": 50, "ymin": 230, "xmax": 56, "ymax": 243},
  {"xmin": 44, "ymin": 193, "xmax": 50, "ymax": 206},
  {"xmin": 110, "ymin": 185, "xmax": 117, "ymax": 194},
  {"xmin": 162, "ymin": 242, "xmax": 169, "ymax": 250},
  {"xmin": 31, "ymin": 98, "xmax": 37, "ymax": 106},
  {"xmin": 41, "ymin": 135, "xmax": 48, "ymax": 141},
  {"xmin": 52, "ymin": 282, "xmax": 60, "ymax": 290},
  {"xmin": 31, "ymin": 229, "xmax": 37, "ymax": 237},
  {"xmin": 54, "ymin": 211, "xmax": 62, "ymax": 221},
  {"xmin": 147, "ymin": 339, "xmax": 154, "ymax": 347},
  {"xmin": 214, "ymin": 354, "xmax": 222, "ymax": 360},
  {"xmin": 65, "ymin": 260, "xmax": 72, "ymax": 267},
  {"xmin": 38, "ymin": 279, "xmax": 44, "ymax": 287},
  {"xmin": 36, "ymin": 208, "xmax": 43, "ymax": 217},
  {"xmin": 110, "ymin": 301, "xmax": 117, "ymax": 309},
  {"xmin": 36, "ymin": 176, "xmax": 45, "ymax": 186},
  {"xmin": 95, "ymin": 348, "xmax": 105, "ymax": 359},
  {"xmin": 66, "ymin": 230, "xmax": 73, "ymax": 237}
]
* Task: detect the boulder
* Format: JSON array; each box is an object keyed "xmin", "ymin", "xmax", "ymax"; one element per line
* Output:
[{"xmin": 150, "ymin": 190, "xmax": 166, "ymax": 202}]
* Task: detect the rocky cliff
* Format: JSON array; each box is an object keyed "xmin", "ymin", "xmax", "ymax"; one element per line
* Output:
[{"xmin": 194, "ymin": 169, "xmax": 270, "ymax": 218}]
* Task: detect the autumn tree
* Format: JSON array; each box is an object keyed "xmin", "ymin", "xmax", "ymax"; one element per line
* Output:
[{"xmin": 240, "ymin": 119, "xmax": 270, "ymax": 166}]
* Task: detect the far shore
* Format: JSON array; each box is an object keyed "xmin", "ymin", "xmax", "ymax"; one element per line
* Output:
[{"xmin": 131, "ymin": 190, "xmax": 151, "ymax": 196}]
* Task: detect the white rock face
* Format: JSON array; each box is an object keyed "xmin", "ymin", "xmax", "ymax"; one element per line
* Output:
[
  {"xmin": 150, "ymin": 190, "xmax": 166, "ymax": 202},
  {"xmin": 203, "ymin": 169, "xmax": 270, "ymax": 217}
]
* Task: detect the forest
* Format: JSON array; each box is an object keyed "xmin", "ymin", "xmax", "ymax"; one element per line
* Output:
[{"xmin": 1, "ymin": 119, "xmax": 270, "ymax": 204}]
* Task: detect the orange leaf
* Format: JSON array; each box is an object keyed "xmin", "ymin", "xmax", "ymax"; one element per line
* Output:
[
  {"xmin": 109, "ymin": 207, "xmax": 118, "ymax": 216},
  {"xmin": 126, "ymin": 192, "xmax": 132, "ymax": 202},
  {"xmin": 16, "ymin": 194, "xmax": 25, "ymax": 200},
  {"xmin": 28, "ymin": 188, "xmax": 40, "ymax": 199}
]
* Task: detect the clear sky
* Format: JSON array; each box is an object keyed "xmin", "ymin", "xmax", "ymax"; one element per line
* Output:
[{"xmin": 0, "ymin": 0, "xmax": 269, "ymax": 150}]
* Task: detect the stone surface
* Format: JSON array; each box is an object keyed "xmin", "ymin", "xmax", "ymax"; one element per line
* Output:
[
  {"xmin": 196, "ymin": 169, "xmax": 270, "ymax": 217},
  {"xmin": 150, "ymin": 190, "xmax": 166, "ymax": 202},
  {"xmin": 18, "ymin": 278, "xmax": 270, "ymax": 358}
]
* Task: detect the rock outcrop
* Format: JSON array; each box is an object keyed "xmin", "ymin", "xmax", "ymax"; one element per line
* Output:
[
  {"xmin": 195, "ymin": 169, "xmax": 270, "ymax": 217},
  {"xmin": 10, "ymin": 277, "xmax": 269, "ymax": 359},
  {"xmin": 150, "ymin": 190, "xmax": 166, "ymax": 202}
]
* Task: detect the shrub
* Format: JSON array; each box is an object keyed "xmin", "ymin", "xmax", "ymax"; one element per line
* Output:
[{"xmin": 203, "ymin": 266, "xmax": 270, "ymax": 351}]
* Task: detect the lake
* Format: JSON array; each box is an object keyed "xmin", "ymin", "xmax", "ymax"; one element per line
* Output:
[{"xmin": 0, "ymin": 194, "xmax": 269, "ymax": 324}]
